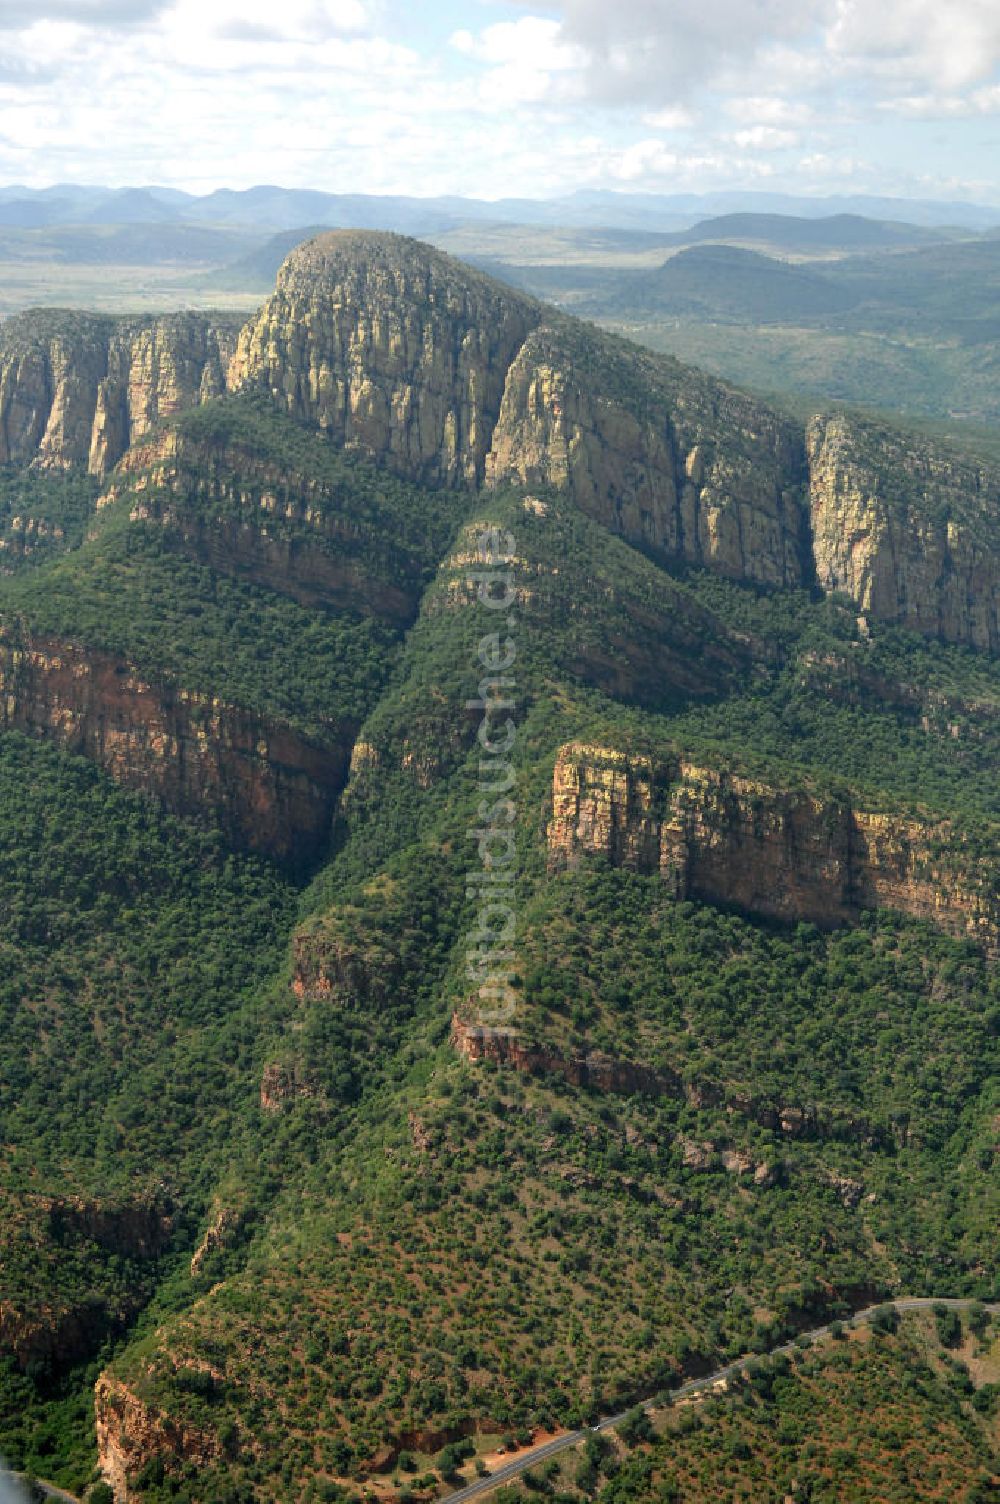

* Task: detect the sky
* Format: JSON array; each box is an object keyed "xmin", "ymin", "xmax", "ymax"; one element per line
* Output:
[{"xmin": 1, "ymin": 0, "xmax": 999, "ymax": 203}]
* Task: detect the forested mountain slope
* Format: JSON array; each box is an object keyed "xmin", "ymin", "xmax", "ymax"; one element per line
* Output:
[{"xmin": 0, "ymin": 232, "xmax": 996, "ymax": 1503}]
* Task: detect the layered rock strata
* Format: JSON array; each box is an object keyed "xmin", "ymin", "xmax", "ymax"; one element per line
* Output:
[
  {"xmin": 229, "ymin": 231, "xmax": 542, "ymax": 488},
  {"xmin": 547, "ymin": 743, "xmax": 1000, "ymax": 947},
  {"xmin": 0, "ymin": 627, "xmax": 351, "ymax": 860},
  {"xmin": 486, "ymin": 324, "xmax": 809, "ymax": 587},
  {"xmin": 100, "ymin": 428, "xmax": 420, "ymax": 623},
  {"xmin": 808, "ymin": 412, "xmax": 1000, "ymax": 652}
]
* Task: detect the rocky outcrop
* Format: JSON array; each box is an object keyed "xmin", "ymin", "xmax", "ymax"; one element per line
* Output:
[
  {"xmin": 259, "ymin": 909, "xmax": 405, "ymax": 1111},
  {"xmin": 0, "ymin": 626, "xmax": 352, "ymax": 860},
  {"xmin": 259, "ymin": 1059, "xmax": 325, "ymax": 1113},
  {"xmin": 547, "ymin": 743, "xmax": 1000, "ymax": 948},
  {"xmin": 808, "ymin": 413, "xmax": 1000, "ymax": 651},
  {"xmin": 229, "ymin": 231, "xmax": 541, "ymax": 488},
  {"xmin": 450, "ymin": 1015, "xmax": 889, "ymax": 1148},
  {"xmin": 486, "ymin": 323, "xmax": 809, "ymax": 587},
  {"xmin": 100, "ymin": 426, "xmax": 420, "ymax": 623},
  {"xmin": 451, "ymin": 1012, "xmax": 674, "ymax": 1097},
  {"xmin": 229, "ymin": 234, "xmax": 813, "ymax": 595},
  {"xmin": 96, "ymin": 1373, "xmax": 222, "ymax": 1504},
  {"xmin": 190, "ymin": 1204, "xmax": 248, "ymax": 1277},
  {"xmin": 291, "ymin": 912, "xmax": 401, "ymax": 1005},
  {"xmin": 10, "ymin": 245, "xmax": 1000, "ymax": 668},
  {"xmin": 0, "ymin": 308, "xmax": 240, "ymax": 475}
]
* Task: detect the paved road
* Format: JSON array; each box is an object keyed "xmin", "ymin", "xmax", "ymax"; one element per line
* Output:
[
  {"xmin": 441, "ymin": 1298, "xmax": 999, "ymax": 1504},
  {"xmin": 4, "ymin": 1299, "xmax": 993, "ymax": 1504}
]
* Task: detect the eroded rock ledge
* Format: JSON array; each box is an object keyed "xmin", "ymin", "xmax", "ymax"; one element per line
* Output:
[
  {"xmin": 450, "ymin": 1015, "xmax": 889, "ymax": 1149},
  {"xmin": 99, "ymin": 427, "xmax": 421, "ymax": 623},
  {"xmin": 96, "ymin": 1374, "xmax": 221, "ymax": 1504},
  {"xmin": 546, "ymin": 743, "xmax": 1000, "ymax": 949},
  {"xmin": 0, "ymin": 627, "xmax": 352, "ymax": 860}
]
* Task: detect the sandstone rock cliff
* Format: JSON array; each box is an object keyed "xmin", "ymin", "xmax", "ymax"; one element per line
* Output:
[
  {"xmin": 231, "ymin": 234, "xmax": 811, "ymax": 590},
  {"xmin": 10, "ymin": 240, "xmax": 1000, "ymax": 661},
  {"xmin": 547, "ymin": 743, "xmax": 1000, "ymax": 947},
  {"xmin": 96, "ymin": 1372, "xmax": 221, "ymax": 1504},
  {"xmin": 229, "ymin": 231, "xmax": 542, "ymax": 487},
  {"xmin": 100, "ymin": 426, "xmax": 420, "ymax": 623},
  {"xmin": 0, "ymin": 626, "xmax": 352, "ymax": 860},
  {"xmin": 808, "ymin": 412, "xmax": 1000, "ymax": 651},
  {"xmin": 0, "ymin": 308, "xmax": 239, "ymax": 475},
  {"xmin": 486, "ymin": 323, "xmax": 810, "ymax": 587}
]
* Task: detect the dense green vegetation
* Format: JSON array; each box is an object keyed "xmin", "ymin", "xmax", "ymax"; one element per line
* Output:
[
  {"xmin": 0, "ymin": 731, "xmax": 305, "ymax": 1490},
  {"xmin": 0, "ymin": 401, "xmax": 475, "ymax": 741},
  {"xmin": 0, "ymin": 733, "xmax": 298, "ymax": 1191},
  {"xmin": 65, "ymin": 463, "xmax": 994, "ymax": 1500},
  {"xmin": 0, "ymin": 281, "xmax": 998, "ymax": 1501},
  {"xmin": 169, "ymin": 397, "xmax": 473, "ymax": 584},
  {"xmin": 0, "ymin": 467, "xmax": 100, "ymax": 571}
]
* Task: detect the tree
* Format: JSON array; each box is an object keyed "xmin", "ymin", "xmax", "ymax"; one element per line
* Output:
[{"xmin": 617, "ymin": 1407, "xmax": 654, "ymax": 1446}]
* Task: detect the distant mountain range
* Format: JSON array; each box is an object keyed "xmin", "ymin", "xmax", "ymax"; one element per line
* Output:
[{"xmin": 0, "ymin": 182, "xmax": 998, "ymax": 234}]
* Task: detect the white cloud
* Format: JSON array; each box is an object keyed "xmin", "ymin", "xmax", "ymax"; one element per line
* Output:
[
  {"xmin": 503, "ymin": 1, "xmax": 1000, "ymax": 115},
  {"xmin": 501, "ymin": 0, "xmax": 828, "ymax": 104},
  {"xmin": 824, "ymin": 0, "xmax": 1000, "ymax": 90},
  {"xmin": 642, "ymin": 105, "xmax": 695, "ymax": 129},
  {"xmin": 730, "ymin": 125, "xmax": 800, "ymax": 150},
  {"xmin": 449, "ymin": 17, "xmax": 586, "ymax": 106},
  {"xmin": 797, "ymin": 150, "xmax": 874, "ymax": 182},
  {"xmin": 724, "ymin": 95, "xmax": 813, "ymax": 125},
  {"xmin": 0, "ymin": 0, "xmax": 166, "ymax": 27},
  {"xmin": 880, "ymin": 83, "xmax": 1000, "ymax": 118},
  {"xmin": 0, "ymin": 0, "xmax": 996, "ymax": 205}
]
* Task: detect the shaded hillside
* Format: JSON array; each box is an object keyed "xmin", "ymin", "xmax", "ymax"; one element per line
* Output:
[{"xmin": 595, "ymin": 245, "xmax": 858, "ymax": 323}]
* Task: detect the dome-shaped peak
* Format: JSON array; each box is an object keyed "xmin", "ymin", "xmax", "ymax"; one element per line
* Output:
[
  {"xmin": 270, "ymin": 229, "xmax": 538, "ymax": 316},
  {"xmin": 277, "ymin": 228, "xmax": 443, "ymax": 279},
  {"xmin": 231, "ymin": 230, "xmax": 542, "ymax": 489}
]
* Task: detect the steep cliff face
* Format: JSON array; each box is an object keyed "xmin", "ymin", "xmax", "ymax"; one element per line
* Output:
[
  {"xmin": 0, "ymin": 308, "xmax": 239, "ymax": 475},
  {"xmin": 808, "ymin": 413, "xmax": 1000, "ymax": 651},
  {"xmin": 547, "ymin": 743, "xmax": 1000, "ymax": 947},
  {"xmin": 96, "ymin": 1373, "xmax": 221, "ymax": 1504},
  {"xmin": 0, "ymin": 626, "xmax": 352, "ymax": 860},
  {"xmin": 229, "ymin": 231, "xmax": 542, "ymax": 488},
  {"xmin": 100, "ymin": 427, "xmax": 419, "ymax": 624},
  {"xmin": 486, "ymin": 324, "xmax": 810, "ymax": 587},
  {"xmin": 230, "ymin": 234, "xmax": 814, "ymax": 595},
  {"xmin": 0, "ymin": 1194, "xmax": 172, "ymax": 1375}
]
